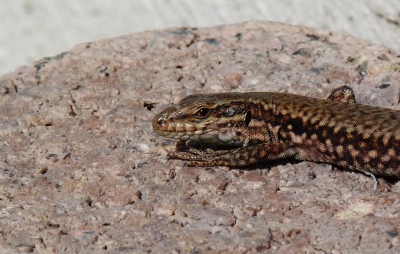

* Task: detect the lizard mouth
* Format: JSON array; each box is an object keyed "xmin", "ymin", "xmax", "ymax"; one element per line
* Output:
[
  {"xmin": 153, "ymin": 117, "xmax": 216, "ymax": 141},
  {"xmin": 153, "ymin": 117, "xmax": 243, "ymax": 145}
]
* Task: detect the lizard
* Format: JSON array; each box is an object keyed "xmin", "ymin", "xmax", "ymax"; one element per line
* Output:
[{"xmin": 152, "ymin": 86, "xmax": 400, "ymax": 182}]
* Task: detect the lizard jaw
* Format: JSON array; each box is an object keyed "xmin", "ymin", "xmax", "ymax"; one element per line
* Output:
[{"xmin": 153, "ymin": 116, "xmax": 244, "ymax": 145}]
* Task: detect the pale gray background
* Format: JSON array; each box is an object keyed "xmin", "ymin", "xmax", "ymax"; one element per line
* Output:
[{"xmin": 1, "ymin": 0, "xmax": 399, "ymax": 76}]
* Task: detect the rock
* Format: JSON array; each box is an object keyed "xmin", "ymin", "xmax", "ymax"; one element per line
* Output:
[{"xmin": 1, "ymin": 21, "xmax": 400, "ymax": 253}]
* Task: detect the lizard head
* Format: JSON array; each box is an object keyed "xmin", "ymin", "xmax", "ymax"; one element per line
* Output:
[{"xmin": 152, "ymin": 93, "xmax": 252, "ymax": 146}]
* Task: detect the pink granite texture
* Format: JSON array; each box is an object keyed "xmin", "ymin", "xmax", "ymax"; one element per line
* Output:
[{"xmin": 1, "ymin": 21, "xmax": 400, "ymax": 253}]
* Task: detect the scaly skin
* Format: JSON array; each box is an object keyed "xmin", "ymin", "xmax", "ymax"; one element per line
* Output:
[{"xmin": 152, "ymin": 86, "xmax": 400, "ymax": 178}]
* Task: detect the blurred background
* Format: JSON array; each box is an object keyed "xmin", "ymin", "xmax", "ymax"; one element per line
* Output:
[{"xmin": 1, "ymin": 0, "xmax": 399, "ymax": 76}]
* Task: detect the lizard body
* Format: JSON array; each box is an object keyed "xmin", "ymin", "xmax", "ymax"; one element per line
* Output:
[{"xmin": 152, "ymin": 87, "xmax": 400, "ymax": 178}]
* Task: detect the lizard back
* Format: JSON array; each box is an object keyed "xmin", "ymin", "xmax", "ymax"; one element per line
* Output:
[{"xmin": 250, "ymin": 92, "xmax": 400, "ymax": 177}]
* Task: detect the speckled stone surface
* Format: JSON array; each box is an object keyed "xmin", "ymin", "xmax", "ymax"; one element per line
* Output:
[{"xmin": 1, "ymin": 21, "xmax": 400, "ymax": 253}]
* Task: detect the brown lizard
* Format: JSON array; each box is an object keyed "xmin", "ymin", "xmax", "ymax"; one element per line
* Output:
[{"xmin": 152, "ymin": 86, "xmax": 400, "ymax": 181}]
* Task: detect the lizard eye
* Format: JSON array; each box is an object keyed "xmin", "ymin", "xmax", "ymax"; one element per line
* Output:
[{"xmin": 196, "ymin": 107, "xmax": 211, "ymax": 118}]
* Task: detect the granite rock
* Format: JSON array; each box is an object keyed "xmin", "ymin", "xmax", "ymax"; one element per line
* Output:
[{"xmin": 1, "ymin": 21, "xmax": 400, "ymax": 253}]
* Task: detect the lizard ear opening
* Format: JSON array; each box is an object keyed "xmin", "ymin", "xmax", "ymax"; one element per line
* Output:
[{"xmin": 245, "ymin": 110, "xmax": 252, "ymax": 126}]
